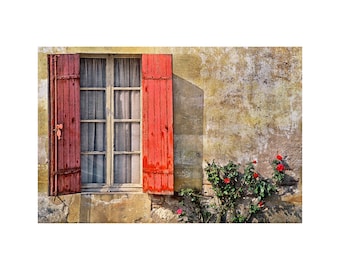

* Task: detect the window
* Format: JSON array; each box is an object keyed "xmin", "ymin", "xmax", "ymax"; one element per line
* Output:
[
  {"xmin": 48, "ymin": 54, "xmax": 173, "ymax": 196},
  {"xmin": 80, "ymin": 56, "xmax": 141, "ymax": 192}
]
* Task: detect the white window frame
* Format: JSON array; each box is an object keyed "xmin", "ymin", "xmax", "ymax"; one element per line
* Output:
[{"xmin": 80, "ymin": 54, "xmax": 143, "ymax": 193}]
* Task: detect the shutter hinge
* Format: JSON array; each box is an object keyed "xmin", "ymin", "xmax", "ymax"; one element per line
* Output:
[
  {"xmin": 54, "ymin": 167, "xmax": 81, "ymax": 176},
  {"xmin": 143, "ymin": 168, "xmax": 173, "ymax": 175},
  {"xmin": 142, "ymin": 76, "xmax": 171, "ymax": 80},
  {"xmin": 57, "ymin": 74, "xmax": 80, "ymax": 80}
]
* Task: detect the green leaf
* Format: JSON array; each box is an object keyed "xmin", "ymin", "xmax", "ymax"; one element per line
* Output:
[{"xmin": 260, "ymin": 186, "xmax": 265, "ymax": 194}]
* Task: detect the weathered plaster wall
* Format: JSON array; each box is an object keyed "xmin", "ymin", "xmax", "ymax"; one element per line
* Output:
[
  {"xmin": 200, "ymin": 48, "xmax": 302, "ymax": 165},
  {"xmin": 197, "ymin": 47, "xmax": 302, "ymax": 206},
  {"xmin": 38, "ymin": 47, "xmax": 302, "ymax": 223}
]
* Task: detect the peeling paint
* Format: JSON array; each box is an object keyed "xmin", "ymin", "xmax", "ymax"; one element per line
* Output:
[
  {"xmin": 38, "ymin": 79, "xmax": 48, "ymax": 100},
  {"xmin": 38, "ymin": 47, "xmax": 66, "ymax": 54},
  {"xmin": 92, "ymin": 194, "xmax": 129, "ymax": 206}
]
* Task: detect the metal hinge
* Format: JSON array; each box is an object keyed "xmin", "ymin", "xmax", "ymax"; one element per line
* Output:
[{"xmin": 54, "ymin": 167, "xmax": 81, "ymax": 176}]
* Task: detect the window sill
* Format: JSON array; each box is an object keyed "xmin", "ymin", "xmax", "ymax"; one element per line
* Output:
[{"xmin": 81, "ymin": 183, "xmax": 143, "ymax": 194}]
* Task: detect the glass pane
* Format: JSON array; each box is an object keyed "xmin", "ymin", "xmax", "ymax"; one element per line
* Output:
[
  {"xmin": 80, "ymin": 58, "xmax": 106, "ymax": 87},
  {"xmin": 80, "ymin": 58, "xmax": 107, "ymax": 185},
  {"xmin": 81, "ymin": 123, "xmax": 106, "ymax": 152},
  {"xmin": 114, "ymin": 123, "xmax": 140, "ymax": 151},
  {"xmin": 81, "ymin": 154, "xmax": 106, "ymax": 184},
  {"xmin": 114, "ymin": 58, "xmax": 140, "ymax": 87},
  {"xmin": 80, "ymin": 91, "xmax": 106, "ymax": 120},
  {"xmin": 114, "ymin": 91, "xmax": 140, "ymax": 119},
  {"xmin": 114, "ymin": 154, "xmax": 140, "ymax": 184}
]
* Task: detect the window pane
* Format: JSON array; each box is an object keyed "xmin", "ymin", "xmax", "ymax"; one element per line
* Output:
[
  {"xmin": 81, "ymin": 155, "xmax": 106, "ymax": 184},
  {"xmin": 114, "ymin": 154, "xmax": 140, "ymax": 184},
  {"xmin": 81, "ymin": 123, "xmax": 106, "ymax": 152},
  {"xmin": 80, "ymin": 58, "xmax": 106, "ymax": 87},
  {"xmin": 114, "ymin": 58, "xmax": 140, "ymax": 87},
  {"xmin": 114, "ymin": 123, "xmax": 140, "ymax": 151},
  {"xmin": 80, "ymin": 91, "xmax": 106, "ymax": 120},
  {"xmin": 80, "ymin": 58, "xmax": 107, "ymax": 185},
  {"xmin": 114, "ymin": 91, "xmax": 140, "ymax": 119}
]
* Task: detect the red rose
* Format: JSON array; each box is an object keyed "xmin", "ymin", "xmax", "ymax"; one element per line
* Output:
[
  {"xmin": 253, "ymin": 160, "xmax": 257, "ymax": 164},
  {"xmin": 258, "ymin": 201, "xmax": 264, "ymax": 207},
  {"xmin": 276, "ymin": 154, "xmax": 283, "ymax": 160},
  {"xmin": 224, "ymin": 178, "xmax": 231, "ymax": 184},
  {"xmin": 253, "ymin": 172, "xmax": 259, "ymax": 179},
  {"xmin": 276, "ymin": 163, "xmax": 285, "ymax": 172},
  {"xmin": 176, "ymin": 209, "xmax": 183, "ymax": 215}
]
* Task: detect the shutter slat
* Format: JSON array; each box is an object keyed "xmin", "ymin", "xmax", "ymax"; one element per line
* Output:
[
  {"xmin": 142, "ymin": 54, "xmax": 174, "ymax": 195},
  {"xmin": 49, "ymin": 54, "xmax": 81, "ymax": 196}
]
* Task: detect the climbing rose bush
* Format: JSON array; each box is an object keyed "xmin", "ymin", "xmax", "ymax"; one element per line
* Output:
[{"xmin": 178, "ymin": 154, "xmax": 289, "ymax": 223}]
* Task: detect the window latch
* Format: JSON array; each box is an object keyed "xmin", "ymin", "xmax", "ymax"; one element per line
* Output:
[{"xmin": 55, "ymin": 124, "xmax": 63, "ymax": 140}]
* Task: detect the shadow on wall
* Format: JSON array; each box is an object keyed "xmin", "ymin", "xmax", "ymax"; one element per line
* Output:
[{"xmin": 173, "ymin": 74, "xmax": 204, "ymax": 191}]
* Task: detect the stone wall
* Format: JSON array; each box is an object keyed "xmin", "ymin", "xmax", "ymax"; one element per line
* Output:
[
  {"xmin": 38, "ymin": 47, "xmax": 302, "ymax": 223},
  {"xmin": 38, "ymin": 192, "xmax": 153, "ymax": 223}
]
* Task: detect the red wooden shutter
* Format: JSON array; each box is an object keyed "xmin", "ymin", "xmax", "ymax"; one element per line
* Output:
[
  {"xmin": 142, "ymin": 54, "xmax": 174, "ymax": 195},
  {"xmin": 48, "ymin": 54, "xmax": 81, "ymax": 196}
]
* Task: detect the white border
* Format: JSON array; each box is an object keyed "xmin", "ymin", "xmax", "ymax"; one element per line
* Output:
[{"xmin": 2, "ymin": 0, "xmax": 340, "ymax": 269}]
